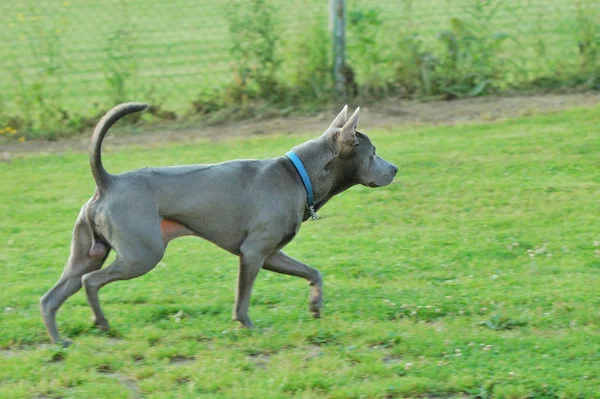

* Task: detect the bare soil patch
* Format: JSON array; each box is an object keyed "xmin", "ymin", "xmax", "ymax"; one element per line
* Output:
[
  {"xmin": 169, "ymin": 355, "xmax": 195, "ymax": 365},
  {"xmin": 1, "ymin": 93, "xmax": 598, "ymax": 157}
]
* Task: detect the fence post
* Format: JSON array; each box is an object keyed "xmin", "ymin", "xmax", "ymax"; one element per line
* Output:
[{"xmin": 329, "ymin": 0, "xmax": 346, "ymax": 100}]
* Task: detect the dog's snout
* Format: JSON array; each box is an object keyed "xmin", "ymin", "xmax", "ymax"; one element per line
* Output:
[{"xmin": 391, "ymin": 165, "xmax": 398, "ymax": 175}]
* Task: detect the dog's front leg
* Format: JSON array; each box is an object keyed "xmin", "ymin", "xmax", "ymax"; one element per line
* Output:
[
  {"xmin": 233, "ymin": 245, "xmax": 268, "ymax": 328},
  {"xmin": 263, "ymin": 251, "xmax": 323, "ymax": 318}
]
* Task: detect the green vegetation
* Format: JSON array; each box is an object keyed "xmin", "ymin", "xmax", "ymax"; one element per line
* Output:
[
  {"xmin": 1, "ymin": 106, "xmax": 599, "ymax": 398},
  {"xmin": 1, "ymin": 0, "xmax": 599, "ymax": 138}
]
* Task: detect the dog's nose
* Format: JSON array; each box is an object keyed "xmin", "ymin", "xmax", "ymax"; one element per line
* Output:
[{"xmin": 392, "ymin": 165, "xmax": 398, "ymax": 175}]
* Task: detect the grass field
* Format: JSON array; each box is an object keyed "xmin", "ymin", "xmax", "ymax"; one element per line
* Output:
[
  {"xmin": 1, "ymin": 106, "xmax": 600, "ymax": 398},
  {"xmin": 1, "ymin": 0, "xmax": 598, "ymax": 137}
]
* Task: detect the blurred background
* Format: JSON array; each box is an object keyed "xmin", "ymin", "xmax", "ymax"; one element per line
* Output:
[{"xmin": 0, "ymin": 0, "xmax": 599, "ymax": 139}]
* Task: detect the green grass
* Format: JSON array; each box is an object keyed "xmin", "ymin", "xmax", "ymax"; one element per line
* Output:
[{"xmin": 1, "ymin": 107, "xmax": 600, "ymax": 398}]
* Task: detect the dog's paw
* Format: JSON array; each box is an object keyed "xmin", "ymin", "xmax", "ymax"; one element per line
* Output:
[
  {"xmin": 310, "ymin": 295, "xmax": 323, "ymax": 318},
  {"xmin": 309, "ymin": 277, "xmax": 323, "ymax": 318},
  {"xmin": 60, "ymin": 338, "xmax": 73, "ymax": 348},
  {"xmin": 233, "ymin": 315, "xmax": 255, "ymax": 328},
  {"xmin": 92, "ymin": 317, "xmax": 110, "ymax": 331}
]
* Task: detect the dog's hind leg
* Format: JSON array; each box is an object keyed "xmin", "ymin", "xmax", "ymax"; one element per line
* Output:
[
  {"xmin": 263, "ymin": 251, "xmax": 323, "ymax": 318},
  {"xmin": 40, "ymin": 212, "xmax": 108, "ymax": 346},
  {"xmin": 81, "ymin": 222, "xmax": 165, "ymax": 332}
]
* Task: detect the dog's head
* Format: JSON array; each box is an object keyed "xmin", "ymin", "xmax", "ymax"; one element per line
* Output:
[{"xmin": 325, "ymin": 106, "xmax": 398, "ymax": 188}]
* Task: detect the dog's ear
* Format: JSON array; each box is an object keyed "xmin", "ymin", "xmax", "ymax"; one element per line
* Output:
[
  {"xmin": 333, "ymin": 107, "xmax": 359, "ymax": 156},
  {"xmin": 329, "ymin": 105, "xmax": 348, "ymax": 128}
]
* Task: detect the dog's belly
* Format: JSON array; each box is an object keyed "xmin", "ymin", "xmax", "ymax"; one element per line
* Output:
[
  {"xmin": 159, "ymin": 218, "xmax": 245, "ymax": 255},
  {"xmin": 160, "ymin": 219, "xmax": 196, "ymax": 244}
]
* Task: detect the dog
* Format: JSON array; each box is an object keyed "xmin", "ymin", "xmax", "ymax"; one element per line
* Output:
[{"xmin": 40, "ymin": 103, "xmax": 398, "ymax": 346}]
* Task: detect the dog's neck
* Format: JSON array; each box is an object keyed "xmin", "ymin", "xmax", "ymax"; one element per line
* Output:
[{"xmin": 292, "ymin": 137, "xmax": 357, "ymax": 215}]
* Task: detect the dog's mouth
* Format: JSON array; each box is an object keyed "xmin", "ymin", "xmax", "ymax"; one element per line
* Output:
[{"xmin": 366, "ymin": 176, "xmax": 395, "ymax": 188}]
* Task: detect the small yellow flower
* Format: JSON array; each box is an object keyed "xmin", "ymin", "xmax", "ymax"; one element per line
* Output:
[
  {"xmin": 31, "ymin": 16, "xmax": 41, "ymax": 21},
  {"xmin": 61, "ymin": 18, "xmax": 68, "ymax": 24},
  {"xmin": 9, "ymin": 23, "xmax": 15, "ymax": 27},
  {"xmin": 19, "ymin": 136, "xmax": 26, "ymax": 143},
  {"xmin": 56, "ymin": 28, "xmax": 62, "ymax": 34},
  {"xmin": 63, "ymin": 1, "xmax": 70, "ymax": 6},
  {"xmin": 19, "ymin": 35, "xmax": 25, "ymax": 41},
  {"xmin": 17, "ymin": 13, "xmax": 25, "ymax": 22},
  {"xmin": 10, "ymin": 128, "xmax": 17, "ymax": 135}
]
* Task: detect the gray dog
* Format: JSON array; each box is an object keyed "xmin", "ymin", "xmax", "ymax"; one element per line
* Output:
[{"xmin": 40, "ymin": 103, "xmax": 398, "ymax": 346}]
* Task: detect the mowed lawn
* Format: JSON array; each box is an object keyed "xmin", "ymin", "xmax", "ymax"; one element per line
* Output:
[{"xmin": 1, "ymin": 107, "xmax": 599, "ymax": 398}]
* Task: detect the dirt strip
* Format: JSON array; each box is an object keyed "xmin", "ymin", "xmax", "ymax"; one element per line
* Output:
[{"xmin": 1, "ymin": 93, "xmax": 598, "ymax": 157}]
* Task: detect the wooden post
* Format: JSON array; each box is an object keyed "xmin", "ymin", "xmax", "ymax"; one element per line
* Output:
[{"xmin": 330, "ymin": 0, "xmax": 346, "ymax": 100}]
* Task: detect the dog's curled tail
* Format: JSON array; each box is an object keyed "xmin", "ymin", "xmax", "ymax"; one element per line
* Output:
[{"xmin": 90, "ymin": 102, "xmax": 148, "ymax": 192}]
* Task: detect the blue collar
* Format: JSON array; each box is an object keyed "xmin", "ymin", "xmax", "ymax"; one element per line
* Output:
[{"xmin": 285, "ymin": 151, "xmax": 320, "ymax": 220}]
